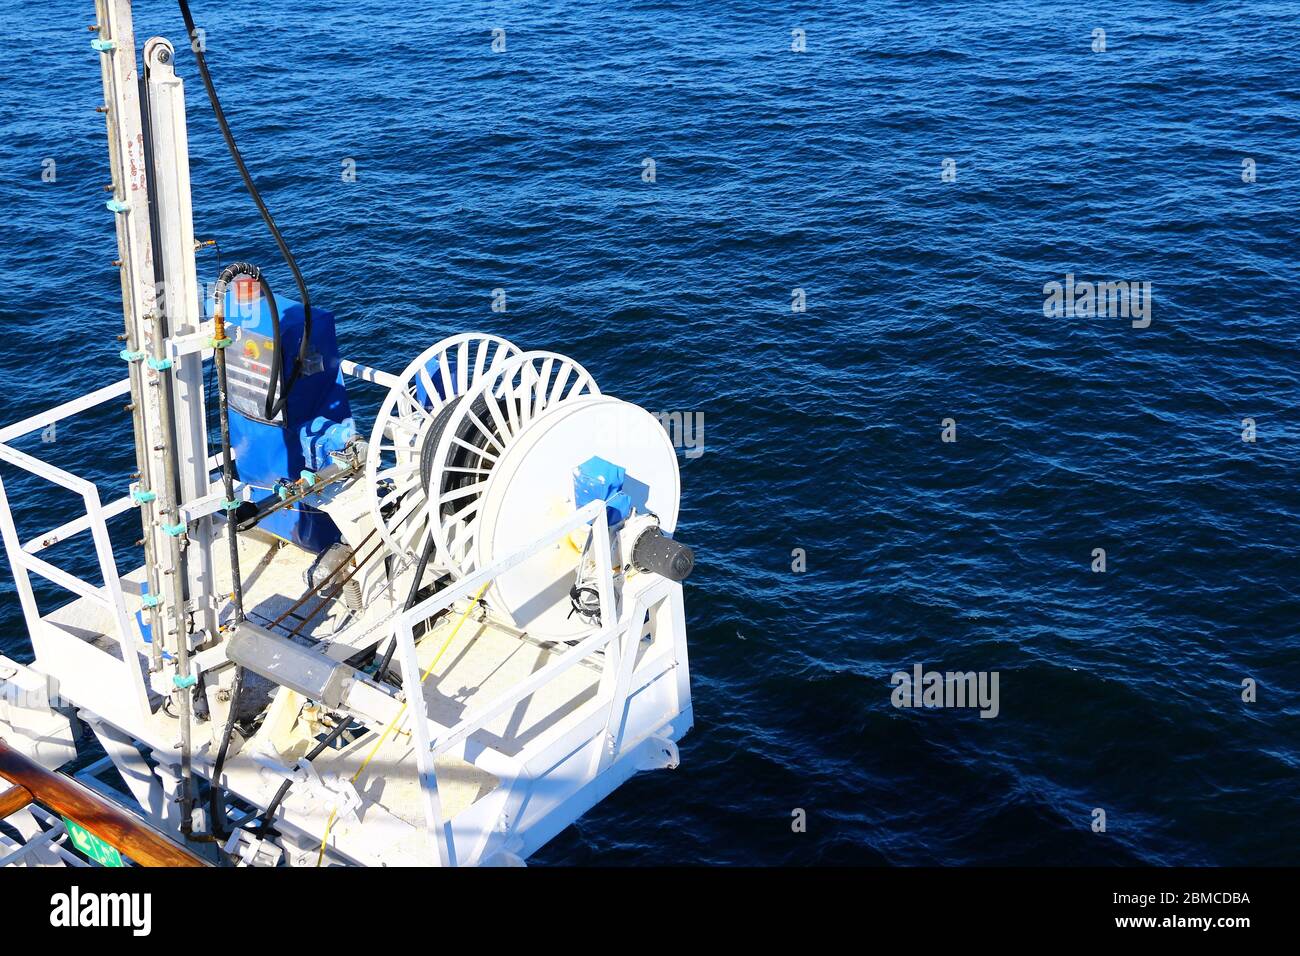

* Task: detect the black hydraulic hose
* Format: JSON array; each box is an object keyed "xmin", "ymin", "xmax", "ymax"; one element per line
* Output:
[
  {"xmin": 177, "ymin": 0, "xmax": 311, "ymax": 421},
  {"xmin": 256, "ymin": 717, "xmax": 353, "ymax": 833},
  {"xmin": 373, "ymin": 535, "xmax": 437, "ymax": 684},
  {"xmin": 212, "ymin": 270, "xmax": 249, "ymax": 622},
  {"xmin": 208, "ymin": 666, "xmax": 244, "ymax": 842},
  {"xmin": 208, "ymin": 265, "xmax": 275, "ymax": 859}
]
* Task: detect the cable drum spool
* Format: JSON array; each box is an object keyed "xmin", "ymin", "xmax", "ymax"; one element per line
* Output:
[
  {"xmin": 423, "ymin": 350, "xmax": 602, "ymax": 574},
  {"xmin": 471, "ymin": 394, "xmax": 681, "ymax": 642},
  {"xmin": 364, "ymin": 333, "xmax": 521, "ymax": 562},
  {"xmin": 368, "ymin": 344, "xmax": 682, "ymax": 643},
  {"xmin": 417, "ymin": 392, "xmax": 503, "ymax": 521}
]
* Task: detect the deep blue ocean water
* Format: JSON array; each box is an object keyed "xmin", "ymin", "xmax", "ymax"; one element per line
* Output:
[{"xmin": 1, "ymin": 0, "xmax": 1298, "ymax": 865}]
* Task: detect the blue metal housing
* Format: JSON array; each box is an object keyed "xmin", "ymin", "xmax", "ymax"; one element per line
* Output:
[
  {"xmin": 217, "ymin": 288, "xmax": 352, "ymax": 553},
  {"xmin": 573, "ymin": 455, "xmax": 633, "ymax": 528}
]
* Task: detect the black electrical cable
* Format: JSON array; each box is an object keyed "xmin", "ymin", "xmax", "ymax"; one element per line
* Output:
[
  {"xmin": 177, "ymin": 0, "xmax": 311, "ymax": 421},
  {"xmin": 373, "ymin": 535, "xmax": 437, "ymax": 684},
  {"xmin": 211, "ymin": 309, "xmax": 247, "ymax": 549},
  {"xmin": 208, "ymin": 666, "xmax": 244, "ymax": 841},
  {"xmin": 568, "ymin": 584, "xmax": 602, "ymax": 624},
  {"xmin": 256, "ymin": 717, "xmax": 353, "ymax": 833}
]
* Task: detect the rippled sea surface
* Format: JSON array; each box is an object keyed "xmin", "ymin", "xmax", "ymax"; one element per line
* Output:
[{"xmin": 1, "ymin": 1, "xmax": 1298, "ymax": 864}]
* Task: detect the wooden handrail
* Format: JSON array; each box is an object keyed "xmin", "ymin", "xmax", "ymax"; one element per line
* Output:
[
  {"xmin": 0, "ymin": 739, "xmax": 208, "ymax": 867},
  {"xmin": 0, "ymin": 782, "xmax": 34, "ymax": 818}
]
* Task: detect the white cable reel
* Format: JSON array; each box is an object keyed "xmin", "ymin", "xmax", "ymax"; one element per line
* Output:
[
  {"xmin": 423, "ymin": 350, "xmax": 601, "ymax": 574},
  {"xmin": 471, "ymin": 394, "xmax": 681, "ymax": 641},
  {"xmin": 367, "ymin": 343, "xmax": 684, "ymax": 644},
  {"xmin": 364, "ymin": 333, "xmax": 521, "ymax": 563}
]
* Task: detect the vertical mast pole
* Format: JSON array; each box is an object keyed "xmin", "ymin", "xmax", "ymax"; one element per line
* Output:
[
  {"xmin": 143, "ymin": 37, "xmax": 218, "ymax": 643},
  {"xmin": 94, "ymin": 0, "xmax": 196, "ymax": 832},
  {"xmin": 94, "ymin": 0, "xmax": 172, "ymax": 664}
]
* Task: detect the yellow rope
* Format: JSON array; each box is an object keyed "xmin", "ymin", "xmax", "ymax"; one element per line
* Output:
[
  {"xmin": 315, "ymin": 583, "xmax": 489, "ymax": 866},
  {"xmin": 316, "ymin": 809, "xmax": 338, "ymax": 867}
]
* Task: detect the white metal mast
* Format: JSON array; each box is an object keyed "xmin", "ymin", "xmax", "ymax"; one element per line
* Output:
[
  {"xmin": 142, "ymin": 36, "xmax": 218, "ymax": 645},
  {"xmin": 94, "ymin": 0, "xmax": 214, "ymax": 831}
]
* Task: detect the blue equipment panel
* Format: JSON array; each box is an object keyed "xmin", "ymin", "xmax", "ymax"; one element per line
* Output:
[
  {"xmin": 219, "ymin": 287, "xmax": 352, "ymax": 553},
  {"xmin": 573, "ymin": 456, "xmax": 634, "ymax": 527}
]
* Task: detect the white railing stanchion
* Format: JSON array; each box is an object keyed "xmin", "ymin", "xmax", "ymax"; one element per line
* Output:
[
  {"xmin": 591, "ymin": 585, "xmax": 649, "ymax": 777},
  {"xmin": 83, "ymin": 484, "xmax": 152, "ymax": 720},
  {"xmin": 0, "ymin": 475, "xmax": 40, "ymax": 630},
  {"xmin": 590, "ymin": 507, "xmax": 621, "ymax": 716},
  {"xmin": 392, "ymin": 616, "xmax": 452, "ymax": 866},
  {"xmin": 591, "ymin": 508, "xmax": 615, "ymax": 629},
  {"xmin": 666, "ymin": 583, "xmax": 691, "ymax": 719}
]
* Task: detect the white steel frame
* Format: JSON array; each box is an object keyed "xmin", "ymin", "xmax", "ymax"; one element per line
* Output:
[
  {"xmin": 384, "ymin": 498, "xmax": 691, "ymax": 867},
  {"xmin": 0, "ymin": 363, "xmax": 692, "ymax": 866},
  {"xmin": 0, "ymin": 378, "xmax": 152, "ymax": 724}
]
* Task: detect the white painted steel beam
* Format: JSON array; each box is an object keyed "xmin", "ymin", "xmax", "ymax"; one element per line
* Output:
[
  {"xmin": 0, "ymin": 379, "xmax": 130, "ymax": 445},
  {"xmin": 144, "ymin": 36, "xmax": 217, "ymax": 639}
]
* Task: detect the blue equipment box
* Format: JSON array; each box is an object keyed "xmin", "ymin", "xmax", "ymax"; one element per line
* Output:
[
  {"xmin": 219, "ymin": 286, "xmax": 352, "ymax": 553},
  {"xmin": 573, "ymin": 456, "xmax": 633, "ymax": 527}
]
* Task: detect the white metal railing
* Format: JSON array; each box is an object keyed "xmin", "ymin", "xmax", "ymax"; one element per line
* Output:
[
  {"xmin": 387, "ymin": 497, "xmax": 652, "ymax": 866},
  {"xmin": 0, "ymin": 360, "xmax": 395, "ymax": 723},
  {"xmin": 0, "ymin": 379, "xmax": 151, "ymax": 720}
]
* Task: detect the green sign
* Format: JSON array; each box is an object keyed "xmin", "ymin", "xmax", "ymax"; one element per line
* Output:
[{"xmin": 62, "ymin": 817, "xmax": 125, "ymax": 867}]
